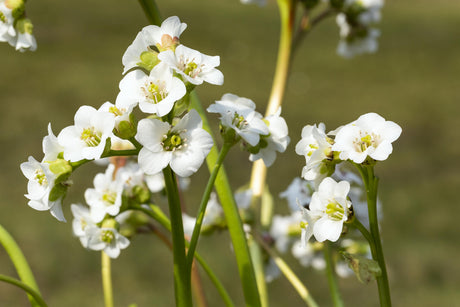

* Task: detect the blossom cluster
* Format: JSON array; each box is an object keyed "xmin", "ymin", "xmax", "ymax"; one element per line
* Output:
[
  {"xmin": 20, "ymin": 16, "xmax": 290, "ymax": 258},
  {"xmin": 0, "ymin": 0, "xmax": 36, "ymax": 52},
  {"xmin": 334, "ymin": 0, "xmax": 385, "ymax": 58},
  {"xmin": 295, "ymin": 112, "xmax": 400, "ymax": 244}
]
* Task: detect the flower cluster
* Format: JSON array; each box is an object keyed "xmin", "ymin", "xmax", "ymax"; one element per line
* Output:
[
  {"xmin": 295, "ymin": 112, "xmax": 400, "ymax": 244},
  {"xmin": 333, "ymin": 0, "xmax": 384, "ymax": 58},
  {"xmin": 0, "ymin": 0, "xmax": 36, "ymax": 52},
  {"xmin": 208, "ymin": 93, "xmax": 290, "ymax": 167}
]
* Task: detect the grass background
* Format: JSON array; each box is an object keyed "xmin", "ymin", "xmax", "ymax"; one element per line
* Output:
[{"xmin": 1, "ymin": 0, "xmax": 459, "ymax": 306}]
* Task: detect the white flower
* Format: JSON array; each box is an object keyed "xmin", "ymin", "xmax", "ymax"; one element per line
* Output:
[
  {"xmin": 122, "ymin": 16, "xmax": 187, "ymax": 74},
  {"xmin": 292, "ymin": 240, "xmax": 325, "ymax": 269},
  {"xmin": 20, "ymin": 156, "xmax": 66, "ymax": 222},
  {"xmin": 249, "ymin": 107, "xmax": 290, "ymax": 167},
  {"xmin": 85, "ymin": 164, "xmax": 124, "ymax": 223},
  {"xmin": 234, "ymin": 188, "xmax": 252, "ymax": 210},
  {"xmin": 58, "ymin": 105, "xmax": 115, "ymax": 162},
  {"xmin": 265, "ymin": 258, "xmax": 281, "ymax": 283},
  {"xmin": 332, "ymin": 112, "xmax": 402, "ymax": 163},
  {"xmin": 0, "ymin": 3, "xmax": 14, "ymax": 38},
  {"xmin": 145, "ymin": 172, "xmax": 165, "ymax": 193},
  {"xmin": 85, "ymin": 226, "xmax": 130, "ymax": 258},
  {"xmin": 116, "ymin": 62, "xmax": 186, "ymax": 116},
  {"xmin": 135, "ymin": 109, "xmax": 213, "ymax": 177},
  {"xmin": 306, "ymin": 177, "xmax": 352, "ymax": 242},
  {"xmin": 207, "ymin": 93, "xmax": 268, "ymax": 146},
  {"xmin": 295, "ymin": 123, "xmax": 333, "ymax": 183},
  {"xmin": 158, "ymin": 44, "xmax": 224, "ymax": 86},
  {"xmin": 99, "ymin": 102, "xmax": 133, "ymax": 130},
  {"xmin": 270, "ymin": 212, "xmax": 302, "ymax": 253},
  {"xmin": 42, "ymin": 123, "xmax": 64, "ymax": 161},
  {"xmin": 336, "ymin": 13, "xmax": 380, "ymax": 58},
  {"xmin": 279, "ymin": 177, "xmax": 314, "ymax": 213},
  {"xmin": 8, "ymin": 18, "xmax": 36, "ymax": 52},
  {"xmin": 345, "ymin": 0, "xmax": 384, "ymax": 25},
  {"xmin": 71, "ymin": 204, "xmax": 97, "ymax": 247}
]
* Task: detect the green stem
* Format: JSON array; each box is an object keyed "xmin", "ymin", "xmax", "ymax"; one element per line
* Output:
[
  {"xmin": 324, "ymin": 242, "xmax": 344, "ymax": 307},
  {"xmin": 254, "ymin": 232, "xmax": 319, "ymax": 307},
  {"xmin": 186, "ymin": 142, "xmax": 232, "ymax": 268},
  {"xmin": 101, "ymin": 252, "xmax": 114, "ymax": 307},
  {"xmin": 137, "ymin": 0, "xmax": 162, "ymax": 25},
  {"xmin": 248, "ymin": 237, "xmax": 269, "ymax": 307},
  {"xmin": 190, "ymin": 91, "xmax": 262, "ymax": 307},
  {"xmin": 363, "ymin": 165, "xmax": 392, "ymax": 307},
  {"xmin": 0, "ymin": 274, "xmax": 48, "ymax": 307},
  {"xmin": 133, "ymin": 205, "xmax": 235, "ymax": 307},
  {"xmin": 163, "ymin": 167, "xmax": 192, "ymax": 307},
  {"xmin": 101, "ymin": 148, "xmax": 139, "ymax": 158},
  {"xmin": 349, "ymin": 218, "xmax": 377, "ymax": 259},
  {"xmin": 0, "ymin": 224, "xmax": 42, "ymax": 307}
]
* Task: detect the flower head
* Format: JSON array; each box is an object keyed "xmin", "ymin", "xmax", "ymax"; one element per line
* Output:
[
  {"xmin": 122, "ymin": 16, "xmax": 187, "ymax": 73},
  {"xmin": 207, "ymin": 93, "xmax": 268, "ymax": 146},
  {"xmin": 158, "ymin": 44, "xmax": 224, "ymax": 86},
  {"xmin": 116, "ymin": 62, "xmax": 186, "ymax": 116},
  {"xmin": 303, "ymin": 177, "xmax": 352, "ymax": 242},
  {"xmin": 58, "ymin": 106, "xmax": 115, "ymax": 162},
  {"xmin": 249, "ymin": 107, "xmax": 290, "ymax": 167},
  {"xmin": 135, "ymin": 109, "xmax": 213, "ymax": 177},
  {"xmin": 332, "ymin": 112, "xmax": 402, "ymax": 163}
]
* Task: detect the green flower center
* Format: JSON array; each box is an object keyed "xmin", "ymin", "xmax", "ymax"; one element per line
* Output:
[
  {"xmin": 109, "ymin": 106, "xmax": 123, "ymax": 117},
  {"xmin": 34, "ymin": 169, "xmax": 48, "ymax": 186},
  {"xmin": 184, "ymin": 61, "xmax": 198, "ymax": 77},
  {"xmin": 80, "ymin": 127, "xmax": 102, "ymax": 147},
  {"xmin": 101, "ymin": 230, "xmax": 115, "ymax": 243},
  {"xmin": 232, "ymin": 113, "xmax": 247, "ymax": 129},
  {"xmin": 354, "ymin": 133, "xmax": 379, "ymax": 153},
  {"xmin": 162, "ymin": 131, "xmax": 186, "ymax": 151},
  {"xmin": 0, "ymin": 12, "xmax": 6, "ymax": 23},
  {"xmin": 102, "ymin": 191, "xmax": 117, "ymax": 206},
  {"xmin": 143, "ymin": 81, "xmax": 166, "ymax": 104},
  {"xmin": 325, "ymin": 201, "xmax": 345, "ymax": 221}
]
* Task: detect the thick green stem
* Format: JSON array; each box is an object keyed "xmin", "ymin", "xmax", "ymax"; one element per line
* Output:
[
  {"xmin": 101, "ymin": 252, "xmax": 114, "ymax": 307},
  {"xmin": 254, "ymin": 232, "xmax": 318, "ymax": 307},
  {"xmin": 163, "ymin": 167, "xmax": 193, "ymax": 307},
  {"xmin": 0, "ymin": 224, "xmax": 42, "ymax": 307},
  {"xmin": 133, "ymin": 205, "xmax": 235, "ymax": 307},
  {"xmin": 0, "ymin": 274, "xmax": 48, "ymax": 307},
  {"xmin": 137, "ymin": 0, "xmax": 162, "ymax": 25},
  {"xmin": 190, "ymin": 92, "xmax": 262, "ymax": 307},
  {"xmin": 324, "ymin": 242, "xmax": 344, "ymax": 307},
  {"xmin": 186, "ymin": 142, "xmax": 232, "ymax": 267},
  {"xmin": 363, "ymin": 166, "xmax": 392, "ymax": 307}
]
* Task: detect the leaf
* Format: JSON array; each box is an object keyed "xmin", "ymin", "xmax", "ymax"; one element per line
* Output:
[{"xmin": 340, "ymin": 251, "xmax": 381, "ymax": 284}]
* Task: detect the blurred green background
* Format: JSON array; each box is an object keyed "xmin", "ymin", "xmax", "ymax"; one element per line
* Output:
[{"xmin": 1, "ymin": 0, "xmax": 459, "ymax": 306}]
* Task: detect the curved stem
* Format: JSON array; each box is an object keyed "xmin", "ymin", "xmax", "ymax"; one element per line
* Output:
[
  {"xmin": 101, "ymin": 252, "xmax": 114, "ymax": 307},
  {"xmin": 349, "ymin": 217, "xmax": 377, "ymax": 259},
  {"xmin": 186, "ymin": 142, "xmax": 232, "ymax": 267},
  {"xmin": 324, "ymin": 242, "xmax": 344, "ymax": 307},
  {"xmin": 0, "ymin": 274, "xmax": 48, "ymax": 307},
  {"xmin": 254, "ymin": 232, "xmax": 319, "ymax": 307},
  {"xmin": 190, "ymin": 92, "xmax": 262, "ymax": 307},
  {"xmin": 133, "ymin": 205, "xmax": 235, "ymax": 307},
  {"xmin": 137, "ymin": 0, "xmax": 162, "ymax": 25},
  {"xmin": 249, "ymin": 0, "xmax": 297, "ymax": 199},
  {"xmin": 363, "ymin": 166, "xmax": 392, "ymax": 307},
  {"xmin": 163, "ymin": 167, "xmax": 193, "ymax": 307},
  {"xmin": 0, "ymin": 224, "xmax": 42, "ymax": 307}
]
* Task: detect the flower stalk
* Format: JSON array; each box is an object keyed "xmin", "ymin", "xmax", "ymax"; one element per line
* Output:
[
  {"xmin": 101, "ymin": 252, "xmax": 114, "ymax": 307},
  {"xmin": 163, "ymin": 166, "xmax": 193, "ymax": 307},
  {"xmin": 0, "ymin": 223, "xmax": 43, "ymax": 307},
  {"xmin": 324, "ymin": 242, "xmax": 344, "ymax": 307},
  {"xmin": 186, "ymin": 141, "xmax": 233, "ymax": 267}
]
